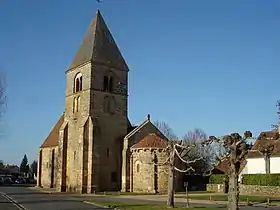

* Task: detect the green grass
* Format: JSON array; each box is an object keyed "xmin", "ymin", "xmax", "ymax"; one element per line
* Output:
[
  {"xmin": 86, "ymin": 200, "xmax": 226, "ymax": 210},
  {"xmin": 181, "ymin": 195, "xmax": 280, "ymax": 203},
  {"xmin": 95, "ymin": 191, "xmax": 156, "ymax": 196},
  {"xmin": 95, "ymin": 191, "xmax": 213, "ymax": 196}
]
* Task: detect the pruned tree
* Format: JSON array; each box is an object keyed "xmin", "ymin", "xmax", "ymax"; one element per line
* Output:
[
  {"xmin": 166, "ymin": 140, "xmax": 203, "ymax": 208},
  {"xmin": 256, "ymin": 144, "xmax": 274, "ymax": 174},
  {"xmin": 203, "ymin": 131, "xmax": 253, "ymax": 210},
  {"xmin": 154, "ymin": 121, "xmax": 204, "ymax": 208}
]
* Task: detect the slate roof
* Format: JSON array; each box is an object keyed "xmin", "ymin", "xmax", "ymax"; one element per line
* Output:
[
  {"xmin": 67, "ymin": 10, "xmax": 128, "ymax": 71},
  {"xmin": 40, "ymin": 114, "xmax": 64, "ymax": 148},
  {"xmin": 131, "ymin": 133, "xmax": 168, "ymax": 149}
]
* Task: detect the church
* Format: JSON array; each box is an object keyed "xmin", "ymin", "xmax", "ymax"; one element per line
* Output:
[{"xmin": 37, "ymin": 10, "xmax": 184, "ymax": 194}]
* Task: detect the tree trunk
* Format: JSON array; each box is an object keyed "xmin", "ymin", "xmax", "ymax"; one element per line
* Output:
[
  {"xmin": 227, "ymin": 167, "xmax": 238, "ymax": 210},
  {"xmin": 167, "ymin": 145, "xmax": 175, "ymax": 208},
  {"xmin": 264, "ymin": 155, "xmax": 270, "ymax": 174}
]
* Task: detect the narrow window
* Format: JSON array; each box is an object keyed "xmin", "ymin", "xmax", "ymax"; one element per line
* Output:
[
  {"xmin": 103, "ymin": 76, "xmax": 108, "ymax": 91},
  {"xmin": 74, "ymin": 151, "xmax": 77, "ymax": 160},
  {"xmin": 73, "ymin": 97, "xmax": 76, "ymax": 113},
  {"xmin": 75, "ymin": 78, "xmax": 80, "ymax": 92},
  {"xmin": 79, "ymin": 76, "xmax": 83, "ymax": 91},
  {"xmin": 108, "ymin": 77, "xmax": 113, "ymax": 92},
  {"xmin": 77, "ymin": 96, "xmax": 81, "ymax": 112},
  {"xmin": 106, "ymin": 148, "xmax": 109, "ymax": 157},
  {"xmin": 74, "ymin": 73, "xmax": 83, "ymax": 93},
  {"xmin": 111, "ymin": 172, "xmax": 117, "ymax": 182},
  {"xmin": 136, "ymin": 164, "xmax": 140, "ymax": 173}
]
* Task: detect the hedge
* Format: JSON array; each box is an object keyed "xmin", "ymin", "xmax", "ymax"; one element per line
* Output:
[
  {"xmin": 209, "ymin": 174, "xmax": 228, "ymax": 184},
  {"xmin": 242, "ymin": 174, "xmax": 280, "ymax": 186}
]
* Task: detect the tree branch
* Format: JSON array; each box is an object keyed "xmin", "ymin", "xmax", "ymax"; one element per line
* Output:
[
  {"xmin": 174, "ymin": 147, "xmax": 203, "ymax": 164},
  {"xmin": 174, "ymin": 166, "xmax": 194, "ymax": 173}
]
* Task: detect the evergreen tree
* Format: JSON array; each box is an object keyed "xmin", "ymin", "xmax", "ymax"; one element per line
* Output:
[
  {"xmin": 30, "ymin": 160, "xmax": 37, "ymax": 178},
  {"xmin": 20, "ymin": 154, "xmax": 28, "ymax": 174}
]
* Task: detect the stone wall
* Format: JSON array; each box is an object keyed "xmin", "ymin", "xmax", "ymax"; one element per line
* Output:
[
  {"xmin": 122, "ymin": 120, "xmax": 165, "ymax": 192},
  {"xmin": 131, "ymin": 148, "xmax": 169, "ymax": 193},
  {"xmin": 207, "ymin": 184, "xmax": 280, "ymax": 196},
  {"xmin": 39, "ymin": 146, "xmax": 58, "ymax": 188},
  {"xmin": 207, "ymin": 184, "xmax": 225, "ymax": 193}
]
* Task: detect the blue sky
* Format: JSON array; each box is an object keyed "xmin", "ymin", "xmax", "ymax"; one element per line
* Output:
[{"xmin": 0, "ymin": 0, "xmax": 280, "ymax": 165}]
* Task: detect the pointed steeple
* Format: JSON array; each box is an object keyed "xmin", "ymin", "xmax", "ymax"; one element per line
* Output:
[{"xmin": 67, "ymin": 10, "xmax": 129, "ymax": 71}]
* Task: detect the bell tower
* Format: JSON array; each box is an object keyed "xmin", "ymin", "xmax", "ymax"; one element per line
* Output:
[{"xmin": 57, "ymin": 10, "xmax": 129, "ymax": 193}]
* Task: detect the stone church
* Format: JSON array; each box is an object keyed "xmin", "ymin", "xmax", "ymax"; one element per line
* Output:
[{"xmin": 37, "ymin": 10, "xmax": 184, "ymax": 194}]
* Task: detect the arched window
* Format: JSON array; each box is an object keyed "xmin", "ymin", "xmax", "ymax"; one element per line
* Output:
[
  {"xmin": 103, "ymin": 76, "xmax": 108, "ymax": 91},
  {"xmin": 73, "ymin": 96, "xmax": 80, "ymax": 113},
  {"xmin": 136, "ymin": 164, "xmax": 140, "ymax": 173},
  {"xmin": 74, "ymin": 73, "xmax": 83, "ymax": 93}
]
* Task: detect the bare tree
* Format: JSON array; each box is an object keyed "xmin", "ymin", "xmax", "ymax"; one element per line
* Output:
[
  {"xmin": 203, "ymin": 131, "xmax": 253, "ymax": 210},
  {"xmin": 153, "ymin": 121, "xmax": 203, "ymax": 208},
  {"xmin": 182, "ymin": 128, "xmax": 216, "ymax": 174},
  {"xmin": 165, "ymin": 140, "xmax": 202, "ymax": 208},
  {"xmin": 154, "ymin": 120, "xmax": 178, "ymax": 141}
]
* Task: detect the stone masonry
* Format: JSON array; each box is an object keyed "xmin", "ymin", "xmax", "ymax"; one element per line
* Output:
[{"xmin": 37, "ymin": 10, "xmax": 184, "ymax": 194}]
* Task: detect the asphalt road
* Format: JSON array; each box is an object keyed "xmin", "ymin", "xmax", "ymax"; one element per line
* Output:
[
  {"xmin": 0, "ymin": 186, "xmax": 104, "ymax": 210},
  {"xmin": 1, "ymin": 186, "xmax": 280, "ymax": 210},
  {"xmin": 78, "ymin": 194, "xmax": 280, "ymax": 210}
]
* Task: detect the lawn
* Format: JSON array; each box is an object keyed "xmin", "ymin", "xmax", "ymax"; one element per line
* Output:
[
  {"xmin": 94, "ymin": 191, "xmax": 213, "ymax": 196},
  {"xmin": 183, "ymin": 195, "xmax": 280, "ymax": 204},
  {"xmin": 86, "ymin": 200, "xmax": 226, "ymax": 210}
]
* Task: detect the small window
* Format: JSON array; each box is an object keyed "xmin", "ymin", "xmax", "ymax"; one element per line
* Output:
[
  {"xmin": 106, "ymin": 148, "xmax": 109, "ymax": 157},
  {"xmin": 108, "ymin": 77, "xmax": 113, "ymax": 92},
  {"xmin": 136, "ymin": 164, "xmax": 140, "ymax": 173},
  {"xmin": 73, "ymin": 96, "xmax": 80, "ymax": 113},
  {"xmin": 103, "ymin": 76, "xmax": 108, "ymax": 91},
  {"xmin": 74, "ymin": 151, "xmax": 77, "ymax": 160},
  {"xmin": 74, "ymin": 73, "xmax": 83, "ymax": 93},
  {"xmin": 111, "ymin": 172, "xmax": 117, "ymax": 183}
]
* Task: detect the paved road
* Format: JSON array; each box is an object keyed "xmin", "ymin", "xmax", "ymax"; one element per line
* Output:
[
  {"xmin": 1, "ymin": 186, "xmax": 280, "ymax": 210},
  {"xmin": 78, "ymin": 194, "xmax": 280, "ymax": 210},
  {"xmin": 0, "ymin": 186, "xmax": 104, "ymax": 210}
]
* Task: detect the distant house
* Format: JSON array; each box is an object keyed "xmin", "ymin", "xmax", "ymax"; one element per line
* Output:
[
  {"xmin": 214, "ymin": 157, "xmax": 247, "ymax": 177},
  {"xmin": 241, "ymin": 130, "xmax": 280, "ymax": 175}
]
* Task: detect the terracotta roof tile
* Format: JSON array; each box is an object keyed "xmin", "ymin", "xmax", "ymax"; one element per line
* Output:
[
  {"xmin": 215, "ymin": 157, "xmax": 247, "ymax": 175},
  {"xmin": 247, "ymin": 131, "xmax": 280, "ymax": 158},
  {"xmin": 131, "ymin": 133, "xmax": 168, "ymax": 149},
  {"xmin": 40, "ymin": 114, "xmax": 64, "ymax": 148}
]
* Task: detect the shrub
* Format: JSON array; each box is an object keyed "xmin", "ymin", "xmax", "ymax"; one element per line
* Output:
[
  {"xmin": 242, "ymin": 174, "xmax": 280, "ymax": 186},
  {"xmin": 209, "ymin": 174, "xmax": 227, "ymax": 184}
]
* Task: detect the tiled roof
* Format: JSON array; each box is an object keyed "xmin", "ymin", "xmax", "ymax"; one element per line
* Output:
[
  {"xmin": 131, "ymin": 133, "xmax": 168, "ymax": 149},
  {"xmin": 40, "ymin": 114, "xmax": 64, "ymax": 148},
  {"xmin": 67, "ymin": 10, "xmax": 128, "ymax": 71},
  {"xmin": 215, "ymin": 157, "xmax": 247, "ymax": 175},
  {"xmin": 247, "ymin": 130, "xmax": 280, "ymax": 158}
]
